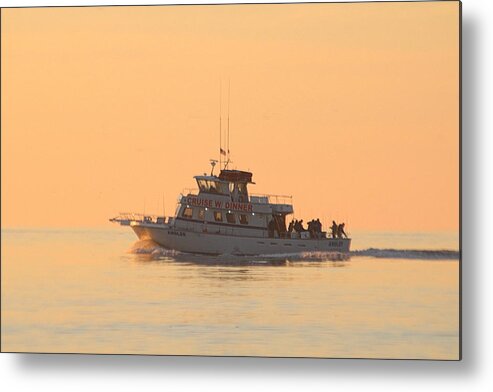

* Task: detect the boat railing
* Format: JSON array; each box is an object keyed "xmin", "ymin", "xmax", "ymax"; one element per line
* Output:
[
  {"xmin": 110, "ymin": 212, "xmax": 169, "ymax": 225},
  {"xmin": 249, "ymin": 193, "xmax": 293, "ymax": 205},
  {"xmin": 182, "ymin": 188, "xmax": 199, "ymax": 196},
  {"xmin": 178, "ymin": 188, "xmax": 293, "ymax": 206}
]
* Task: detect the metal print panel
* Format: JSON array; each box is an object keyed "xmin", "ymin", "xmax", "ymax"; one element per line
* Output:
[{"xmin": 0, "ymin": 1, "xmax": 460, "ymax": 359}]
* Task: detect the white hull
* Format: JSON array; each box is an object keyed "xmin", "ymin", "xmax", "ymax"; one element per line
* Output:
[{"xmin": 132, "ymin": 223, "xmax": 351, "ymax": 256}]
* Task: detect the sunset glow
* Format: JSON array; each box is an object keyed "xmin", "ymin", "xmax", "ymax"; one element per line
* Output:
[{"xmin": 1, "ymin": 2, "xmax": 459, "ymax": 231}]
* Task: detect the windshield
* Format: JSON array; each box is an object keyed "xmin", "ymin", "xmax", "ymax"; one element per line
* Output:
[{"xmin": 197, "ymin": 179, "xmax": 229, "ymax": 195}]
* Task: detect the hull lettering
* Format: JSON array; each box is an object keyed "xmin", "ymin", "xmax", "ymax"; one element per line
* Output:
[{"xmin": 168, "ymin": 230, "xmax": 186, "ymax": 237}]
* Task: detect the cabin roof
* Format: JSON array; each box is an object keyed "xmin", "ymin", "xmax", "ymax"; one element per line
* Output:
[
  {"xmin": 193, "ymin": 175, "xmax": 228, "ymax": 183},
  {"xmin": 218, "ymin": 169, "xmax": 254, "ymax": 183}
]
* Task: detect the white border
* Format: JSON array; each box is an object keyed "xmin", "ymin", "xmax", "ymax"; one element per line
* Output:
[{"xmin": 2, "ymin": 0, "xmax": 492, "ymax": 391}]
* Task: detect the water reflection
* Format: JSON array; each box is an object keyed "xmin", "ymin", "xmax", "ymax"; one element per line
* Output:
[{"xmin": 2, "ymin": 229, "xmax": 459, "ymax": 359}]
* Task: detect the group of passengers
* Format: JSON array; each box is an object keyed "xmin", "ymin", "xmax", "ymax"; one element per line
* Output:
[
  {"xmin": 287, "ymin": 218, "xmax": 323, "ymax": 239},
  {"xmin": 268, "ymin": 216, "xmax": 348, "ymax": 239},
  {"xmin": 287, "ymin": 219, "xmax": 348, "ymax": 239}
]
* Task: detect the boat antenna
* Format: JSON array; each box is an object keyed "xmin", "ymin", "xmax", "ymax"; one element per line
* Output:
[
  {"xmin": 227, "ymin": 79, "xmax": 230, "ymax": 165},
  {"xmin": 219, "ymin": 80, "xmax": 222, "ymax": 169}
]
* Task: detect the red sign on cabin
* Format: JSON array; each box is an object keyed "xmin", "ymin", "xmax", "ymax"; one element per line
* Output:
[{"xmin": 186, "ymin": 197, "xmax": 253, "ymax": 212}]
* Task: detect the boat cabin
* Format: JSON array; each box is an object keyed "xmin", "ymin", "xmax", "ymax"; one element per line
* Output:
[
  {"xmin": 174, "ymin": 169, "xmax": 294, "ymax": 238},
  {"xmin": 195, "ymin": 170, "xmax": 252, "ymax": 202}
]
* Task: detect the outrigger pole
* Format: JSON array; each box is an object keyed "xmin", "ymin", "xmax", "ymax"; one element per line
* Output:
[
  {"xmin": 219, "ymin": 79, "xmax": 231, "ymax": 170},
  {"xmin": 227, "ymin": 79, "xmax": 231, "ymax": 167},
  {"xmin": 219, "ymin": 80, "xmax": 222, "ymax": 170}
]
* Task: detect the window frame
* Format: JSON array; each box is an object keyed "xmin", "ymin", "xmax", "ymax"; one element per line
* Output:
[
  {"xmin": 213, "ymin": 211, "xmax": 223, "ymax": 222},
  {"xmin": 182, "ymin": 207, "xmax": 193, "ymax": 219},
  {"xmin": 239, "ymin": 214, "xmax": 249, "ymax": 225},
  {"xmin": 226, "ymin": 212, "xmax": 236, "ymax": 224}
]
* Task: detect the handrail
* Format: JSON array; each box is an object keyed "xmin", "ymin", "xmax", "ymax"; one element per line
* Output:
[
  {"xmin": 249, "ymin": 193, "xmax": 293, "ymax": 205},
  {"xmin": 111, "ymin": 212, "xmax": 170, "ymax": 224},
  {"xmin": 178, "ymin": 186, "xmax": 293, "ymax": 206}
]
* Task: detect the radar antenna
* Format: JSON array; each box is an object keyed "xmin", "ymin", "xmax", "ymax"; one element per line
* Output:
[{"xmin": 210, "ymin": 159, "xmax": 218, "ymax": 176}]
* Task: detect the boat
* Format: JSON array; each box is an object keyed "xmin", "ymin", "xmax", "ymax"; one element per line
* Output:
[{"xmin": 110, "ymin": 161, "xmax": 351, "ymax": 256}]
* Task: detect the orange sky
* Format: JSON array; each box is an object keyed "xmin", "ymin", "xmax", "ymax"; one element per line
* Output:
[{"xmin": 1, "ymin": 2, "xmax": 459, "ymax": 231}]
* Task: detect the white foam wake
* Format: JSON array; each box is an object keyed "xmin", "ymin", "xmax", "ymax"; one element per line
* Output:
[
  {"xmin": 252, "ymin": 251, "xmax": 349, "ymax": 261},
  {"xmin": 128, "ymin": 240, "xmax": 180, "ymax": 259},
  {"xmin": 351, "ymin": 248, "xmax": 459, "ymax": 260}
]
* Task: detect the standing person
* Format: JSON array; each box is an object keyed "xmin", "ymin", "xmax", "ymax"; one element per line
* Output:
[
  {"xmin": 316, "ymin": 218, "xmax": 322, "ymax": 238},
  {"xmin": 331, "ymin": 221, "xmax": 338, "ymax": 239},
  {"xmin": 299, "ymin": 219, "xmax": 306, "ymax": 232},
  {"xmin": 341, "ymin": 223, "xmax": 348, "ymax": 238},
  {"xmin": 279, "ymin": 216, "xmax": 287, "ymax": 238},
  {"xmin": 308, "ymin": 220, "xmax": 315, "ymax": 238},
  {"xmin": 294, "ymin": 219, "xmax": 301, "ymax": 233},
  {"xmin": 288, "ymin": 219, "xmax": 294, "ymax": 234},
  {"xmin": 337, "ymin": 223, "xmax": 348, "ymax": 239}
]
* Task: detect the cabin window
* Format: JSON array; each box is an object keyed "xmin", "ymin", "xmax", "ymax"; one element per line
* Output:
[
  {"xmin": 198, "ymin": 208, "xmax": 205, "ymax": 220},
  {"xmin": 197, "ymin": 180, "xmax": 208, "ymax": 192},
  {"xmin": 209, "ymin": 181, "xmax": 219, "ymax": 193},
  {"xmin": 215, "ymin": 182, "xmax": 229, "ymax": 195},
  {"xmin": 214, "ymin": 211, "xmax": 223, "ymax": 222},
  {"xmin": 197, "ymin": 179, "xmax": 229, "ymax": 195},
  {"xmin": 226, "ymin": 212, "xmax": 236, "ymax": 224},
  {"xmin": 237, "ymin": 183, "xmax": 248, "ymax": 195},
  {"xmin": 229, "ymin": 182, "xmax": 249, "ymax": 202},
  {"xmin": 239, "ymin": 214, "xmax": 249, "ymax": 224},
  {"xmin": 182, "ymin": 207, "xmax": 193, "ymax": 219}
]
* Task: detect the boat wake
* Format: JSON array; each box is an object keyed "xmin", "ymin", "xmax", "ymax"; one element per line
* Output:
[
  {"xmin": 351, "ymin": 248, "xmax": 459, "ymax": 260},
  {"xmin": 128, "ymin": 240, "xmax": 181, "ymax": 259},
  {"xmin": 253, "ymin": 251, "xmax": 349, "ymax": 262},
  {"xmin": 128, "ymin": 240, "xmax": 459, "ymax": 262}
]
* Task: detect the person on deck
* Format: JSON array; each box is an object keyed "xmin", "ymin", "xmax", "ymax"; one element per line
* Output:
[
  {"xmin": 308, "ymin": 220, "xmax": 315, "ymax": 238},
  {"xmin": 315, "ymin": 218, "xmax": 322, "ymax": 238},
  {"xmin": 288, "ymin": 220, "xmax": 294, "ymax": 234},
  {"xmin": 278, "ymin": 216, "xmax": 287, "ymax": 238},
  {"xmin": 331, "ymin": 221, "xmax": 338, "ymax": 239},
  {"xmin": 294, "ymin": 220, "xmax": 301, "ymax": 233},
  {"xmin": 337, "ymin": 223, "xmax": 348, "ymax": 239}
]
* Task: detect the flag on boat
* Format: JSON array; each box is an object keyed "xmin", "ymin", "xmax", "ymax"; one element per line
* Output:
[{"xmin": 220, "ymin": 148, "xmax": 226, "ymax": 155}]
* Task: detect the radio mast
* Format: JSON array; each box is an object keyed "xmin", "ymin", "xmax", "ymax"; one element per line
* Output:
[
  {"xmin": 219, "ymin": 81, "xmax": 222, "ymax": 170},
  {"xmin": 227, "ymin": 79, "xmax": 231, "ymax": 166}
]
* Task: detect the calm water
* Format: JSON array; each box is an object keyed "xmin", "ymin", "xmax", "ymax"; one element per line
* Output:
[{"xmin": 1, "ymin": 228, "xmax": 459, "ymax": 359}]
